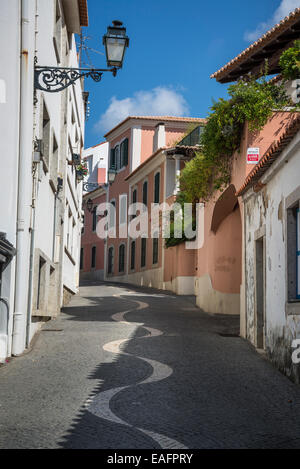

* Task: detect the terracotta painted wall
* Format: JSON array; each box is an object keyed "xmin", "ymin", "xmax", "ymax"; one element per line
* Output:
[
  {"xmin": 81, "ymin": 191, "xmax": 106, "ymax": 273},
  {"xmin": 129, "ymin": 162, "xmax": 165, "ymax": 274}
]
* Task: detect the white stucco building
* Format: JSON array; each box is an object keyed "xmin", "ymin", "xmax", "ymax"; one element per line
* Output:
[
  {"xmin": 0, "ymin": 0, "xmax": 88, "ymax": 362},
  {"xmin": 238, "ymin": 114, "xmax": 300, "ymax": 383},
  {"xmin": 83, "ymin": 141, "xmax": 109, "ymax": 192}
]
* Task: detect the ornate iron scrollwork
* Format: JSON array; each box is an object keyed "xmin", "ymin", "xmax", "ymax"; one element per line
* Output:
[
  {"xmin": 83, "ymin": 182, "xmax": 107, "ymax": 192},
  {"xmin": 34, "ymin": 66, "xmax": 117, "ymax": 93}
]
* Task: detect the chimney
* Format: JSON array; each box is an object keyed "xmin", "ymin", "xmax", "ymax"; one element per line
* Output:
[{"xmin": 153, "ymin": 122, "xmax": 165, "ymax": 152}]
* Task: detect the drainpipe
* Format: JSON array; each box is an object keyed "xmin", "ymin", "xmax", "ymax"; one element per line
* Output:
[
  {"xmin": 25, "ymin": 0, "xmax": 38, "ymax": 349},
  {"xmin": 25, "ymin": 166, "xmax": 37, "ymax": 349},
  {"xmin": 12, "ymin": 0, "xmax": 35, "ymax": 356}
]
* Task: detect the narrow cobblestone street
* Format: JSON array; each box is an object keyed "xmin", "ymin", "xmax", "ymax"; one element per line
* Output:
[{"xmin": 1, "ymin": 282, "xmax": 300, "ymax": 449}]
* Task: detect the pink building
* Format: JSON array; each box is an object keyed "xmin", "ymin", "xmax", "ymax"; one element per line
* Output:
[
  {"xmin": 81, "ymin": 186, "xmax": 107, "ymax": 281},
  {"xmin": 103, "ymin": 116, "xmax": 205, "ymax": 286}
]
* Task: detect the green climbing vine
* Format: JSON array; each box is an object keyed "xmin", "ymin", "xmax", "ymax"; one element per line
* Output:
[
  {"xmin": 279, "ymin": 40, "xmax": 300, "ymax": 80},
  {"xmin": 166, "ymin": 44, "xmax": 299, "ymax": 247},
  {"xmin": 179, "ymin": 73, "xmax": 289, "ymax": 204}
]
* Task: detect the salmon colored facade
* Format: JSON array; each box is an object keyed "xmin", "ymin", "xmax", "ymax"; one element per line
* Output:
[
  {"xmin": 81, "ymin": 187, "xmax": 107, "ymax": 281},
  {"xmin": 103, "ymin": 116, "xmax": 204, "ymax": 286},
  {"xmin": 100, "ymin": 111, "xmax": 299, "ymax": 332}
]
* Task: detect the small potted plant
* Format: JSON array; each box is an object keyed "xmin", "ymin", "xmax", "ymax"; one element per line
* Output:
[{"xmin": 76, "ymin": 161, "xmax": 88, "ymax": 181}]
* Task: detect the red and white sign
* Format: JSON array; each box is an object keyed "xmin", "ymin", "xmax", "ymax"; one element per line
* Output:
[{"xmin": 247, "ymin": 147, "xmax": 260, "ymax": 165}]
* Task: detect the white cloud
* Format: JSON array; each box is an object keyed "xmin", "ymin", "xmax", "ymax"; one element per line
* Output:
[
  {"xmin": 95, "ymin": 87, "xmax": 190, "ymax": 134},
  {"xmin": 244, "ymin": 0, "xmax": 299, "ymax": 42}
]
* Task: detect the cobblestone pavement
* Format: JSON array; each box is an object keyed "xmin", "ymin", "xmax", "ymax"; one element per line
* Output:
[{"xmin": 1, "ymin": 281, "xmax": 300, "ymax": 449}]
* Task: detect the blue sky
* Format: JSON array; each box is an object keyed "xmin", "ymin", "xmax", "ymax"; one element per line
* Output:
[{"xmin": 82, "ymin": 0, "xmax": 299, "ymax": 148}]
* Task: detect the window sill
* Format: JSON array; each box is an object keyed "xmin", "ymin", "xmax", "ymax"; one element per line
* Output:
[{"xmin": 286, "ymin": 301, "xmax": 300, "ymax": 316}]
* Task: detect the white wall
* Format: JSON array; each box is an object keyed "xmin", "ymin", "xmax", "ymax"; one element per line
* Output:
[
  {"xmin": 244, "ymin": 130, "xmax": 300, "ymax": 382},
  {"xmin": 83, "ymin": 142, "xmax": 109, "ymax": 190},
  {"xmin": 0, "ymin": 1, "xmax": 20, "ymax": 359},
  {"xmin": 0, "ymin": 0, "xmax": 86, "ymax": 361}
]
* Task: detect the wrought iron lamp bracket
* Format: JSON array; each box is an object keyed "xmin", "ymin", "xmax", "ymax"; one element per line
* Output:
[{"xmin": 34, "ymin": 64, "xmax": 117, "ymax": 93}]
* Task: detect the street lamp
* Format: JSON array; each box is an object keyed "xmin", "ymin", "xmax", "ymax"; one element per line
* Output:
[
  {"xmin": 107, "ymin": 169, "xmax": 117, "ymax": 184},
  {"xmin": 86, "ymin": 198, "xmax": 94, "ymax": 213},
  {"xmin": 34, "ymin": 21, "xmax": 129, "ymax": 93},
  {"xmin": 103, "ymin": 21, "xmax": 130, "ymax": 68}
]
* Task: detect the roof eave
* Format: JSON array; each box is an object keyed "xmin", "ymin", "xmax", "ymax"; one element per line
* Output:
[
  {"xmin": 62, "ymin": 0, "xmax": 88, "ymax": 35},
  {"xmin": 211, "ymin": 8, "xmax": 300, "ymax": 83}
]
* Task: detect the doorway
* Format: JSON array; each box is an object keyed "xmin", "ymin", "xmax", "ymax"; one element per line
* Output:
[{"xmin": 255, "ymin": 237, "xmax": 266, "ymax": 349}]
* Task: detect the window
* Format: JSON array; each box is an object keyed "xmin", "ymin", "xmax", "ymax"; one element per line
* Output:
[
  {"xmin": 141, "ymin": 238, "xmax": 147, "ymax": 268},
  {"xmin": 119, "ymin": 244, "xmax": 125, "ymax": 273},
  {"xmin": 80, "ymin": 248, "xmax": 84, "ymax": 270},
  {"xmin": 132, "ymin": 188, "xmax": 137, "ymax": 204},
  {"xmin": 143, "ymin": 181, "xmax": 148, "ymax": 207},
  {"xmin": 92, "ymin": 207, "xmax": 97, "ymax": 232},
  {"xmin": 87, "ymin": 156, "xmax": 93, "ymax": 175},
  {"xmin": 110, "ymin": 148, "xmax": 116, "ymax": 169},
  {"xmin": 287, "ymin": 204, "xmax": 300, "ymax": 301},
  {"xmin": 120, "ymin": 138, "xmax": 129, "ymax": 167},
  {"xmin": 108, "ymin": 247, "xmax": 114, "ymax": 274},
  {"xmin": 154, "ymin": 172, "xmax": 160, "ymax": 204},
  {"xmin": 131, "ymin": 241, "xmax": 136, "ymax": 270},
  {"xmin": 153, "ymin": 238, "xmax": 159, "ymax": 265},
  {"xmin": 91, "ymin": 246, "xmax": 96, "ymax": 269},
  {"xmin": 132, "ymin": 189, "xmax": 137, "ymax": 219}
]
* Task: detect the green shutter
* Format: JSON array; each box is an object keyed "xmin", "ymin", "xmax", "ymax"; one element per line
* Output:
[
  {"xmin": 154, "ymin": 173, "xmax": 160, "ymax": 203},
  {"xmin": 110, "ymin": 148, "xmax": 115, "ymax": 169},
  {"xmin": 123, "ymin": 138, "xmax": 128, "ymax": 166},
  {"xmin": 143, "ymin": 181, "xmax": 148, "ymax": 206}
]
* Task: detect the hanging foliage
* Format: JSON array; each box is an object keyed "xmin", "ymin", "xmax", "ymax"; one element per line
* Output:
[
  {"xmin": 179, "ymin": 74, "xmax": 289, "ymax": 204},
  {"xmin": 279, "ymin": 40, "xmax": 300, "ymax": 80}
]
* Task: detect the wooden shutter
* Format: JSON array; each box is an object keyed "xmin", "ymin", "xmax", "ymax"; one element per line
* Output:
[
  {"xmin": 110, "ymin": 148, "xmax": 115, "ymax": 169},
  {"xmin": 143, "ymin": 181, "xmax": 148, "ymax": 206},
  {"xmin": 131, "ymin": 241, "xmax": 135, "ymax": 270},
  {"xmin": 123, "ymin": 138, "xmax": 128, "ymax": 166},
  {"xmin": 154, "ymin": 172, "xmax": 160, "ymax": 203},
  {"xmin": 141, "ymin": 238, "xmax": 147, "ymax": 267},
  {"xmin": 153, "ymin": 238, "xmax": 158, "ymax": 264}
]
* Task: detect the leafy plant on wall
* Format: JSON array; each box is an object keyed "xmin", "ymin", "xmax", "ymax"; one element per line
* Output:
[
  {"xmin": 279, "ymin": 40, "xmax": 300, "ymax": 80},
  {"xmin": 179, "ymin": 73, "xmax": 289, "ymax": 204}
]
